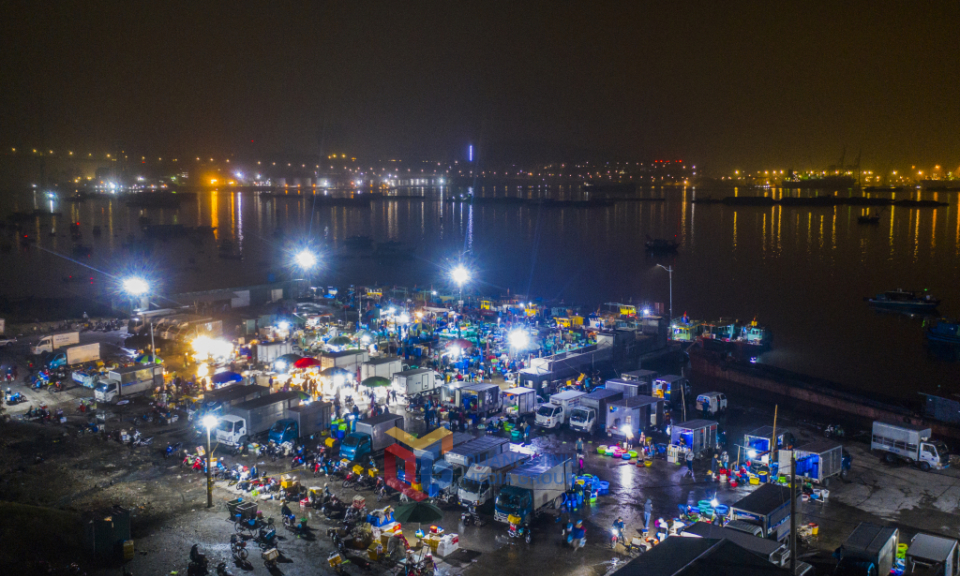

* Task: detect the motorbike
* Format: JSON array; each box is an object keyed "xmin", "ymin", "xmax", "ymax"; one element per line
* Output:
[
  {"xmin": 164, "ymin": 442, "xmax": 183, "ymax": 459},
  {"xmin": 824, "ymin": 424, "xmax": 846, "ymax": 440},
  {"xmin": 215, "ymin": 561, "xmax": 233, "ymax": 576},
  {"xmin": 188, "ymin": 544, "xmax": 209, "ymax": 576},
  {"xmin": 610, "ymin": 526, "xmax": 621, "ymax": 549},
  {"xmin": 460, "ymin": 506, "xmax": 484, "ymax": 527},
  {"xmin": 229, "ymin": 534, "xmax": 248, "ymax": 562},
  {"xmin": 255, "ymin": 520, "xmax": 278, "ymax": 548},
  {"xmin": 507, "ymin": 518, "xmax": 531, "ymax": 544},
  {"xmin": 433, "ymin": 489, "xmax": 456, "ymax": 506},
  {"xmin": 342, "ymin": 470, "xmax": 361, "ymax": 489},
  {"xmin": 6, "ymin": 391, "xmax": 25, "ymax": 405}
]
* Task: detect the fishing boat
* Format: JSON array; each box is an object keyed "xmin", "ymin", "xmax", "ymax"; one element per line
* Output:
[
  {"xmin": 865, "ymin": 289, "xmax": 940, "ymax": 311},
  {"xmin": 700, "ymin": 318, "xmax": 739, "ymax": 341},
  {"xmin": 670, "ymin": 313, "xmax": 703, "ymax": 343},
  {"xmin": 925, "ymin": 318, "xmax": 960, "ymax": 345},
  {"xmin": 645, "ymin": 236, "xmax": 680, "ymax": 252},
  {"xmin": 738, "ymin": 319, "xmax": 773, "ymax": 350}
]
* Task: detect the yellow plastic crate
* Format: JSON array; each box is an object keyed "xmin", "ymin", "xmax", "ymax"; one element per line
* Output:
[{"xmin": 352, "ymin": 464, "xmax": 365, "ymax": 476}]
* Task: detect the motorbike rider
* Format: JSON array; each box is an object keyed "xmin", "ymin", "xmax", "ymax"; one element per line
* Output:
[{"xmin": 611, "ymin": 516, "xmax": 626, "ymax": 547}]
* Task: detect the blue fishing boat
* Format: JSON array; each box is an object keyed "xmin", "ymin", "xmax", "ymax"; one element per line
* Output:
[{"xmin": 925, "ymin": 318, "xmax": 960, "ymax": 345}]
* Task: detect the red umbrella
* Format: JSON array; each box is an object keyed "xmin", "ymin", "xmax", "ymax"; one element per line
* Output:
[{"xmin": 293, "ymin": 357, "xmax": 321, "ymax": 369}]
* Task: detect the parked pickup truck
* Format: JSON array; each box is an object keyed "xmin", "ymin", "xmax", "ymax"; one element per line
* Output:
[
  {"xmin": 494, "ymin": 456, "xmax": 573, "ymax": 524},
  {"xmin": 340, "ymin": 413, "xmax": 403, "ymax": 462},
  {"xmin": 872, "ymin": 421, "xmax": 949, "ymax": 472}
]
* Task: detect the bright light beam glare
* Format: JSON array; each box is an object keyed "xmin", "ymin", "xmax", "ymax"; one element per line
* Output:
[
  {"xmin": 295, "ymin": 250, "xmax": 317, "ymax": 270},
  {"xmin": 508, "ymin": 329, "xmax": 530, "ymax": 349},
  {"xmin": 123, "ymin": 277, "xmax": 149, "ymax": 296},
  {"xmin": 451, "ymin": 265, "xmax": 470, "ymax": 286}
]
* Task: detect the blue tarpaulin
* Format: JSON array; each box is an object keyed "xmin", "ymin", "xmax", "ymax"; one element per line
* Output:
[{"xmin": 211, "ymin": 371, "xmax": 242, "ymax": 385}]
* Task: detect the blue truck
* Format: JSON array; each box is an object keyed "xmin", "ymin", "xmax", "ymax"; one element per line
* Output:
[
  {"xmin": 340, "ymin": 412, "xmax": 404, "ymax": 462},
  {"xmin": 267, "ymin": 401, "xmax": 333, "ymax": 445},
  {"xmin": 493, "ymin": 456, "xmax": 573, "ymax": 524}
]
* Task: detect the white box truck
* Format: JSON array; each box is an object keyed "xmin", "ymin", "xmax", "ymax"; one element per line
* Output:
[
  {"xmin": 871, "ymin": 421, "xmax": 949, "ymax": 471},
  {"xmin": 95, "ymin": 365, "xmax": 164, "ymax": 403},
  {"xmin": 569, "ymin": 388, "xmax": 623, "ymax": 434},
  {"xmin": 393, "ymin": 368, "xmax": 439, "ymax": 395},
  {"xmin": 216, "ymin": 391, "xmax": 301, "ymax": 446},
  {"xmin": 535, "ymin": 390, "xmax": 585, "ymax": 429},
  {"xmin": 32, "ymin": 331, "xmax": 80, "ymax": 354},
  {"xmin": 361, "ymin": 356, "xmax": 403, "ymax": 381},
  {"xmin": 458, "ymin": 450, "xmax": 533, "ymax": 507}
]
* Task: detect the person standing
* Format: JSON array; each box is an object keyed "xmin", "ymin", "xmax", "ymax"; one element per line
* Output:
[
  {"xmin": 685, "ymin": 449, "xmax": 695, "ymax": 480},
  {"xmin": 643, "ymin": 498, "xmax": 653, "ymax": 534}
]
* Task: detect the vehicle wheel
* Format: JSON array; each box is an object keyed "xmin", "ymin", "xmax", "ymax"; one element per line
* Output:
[
  {"xmin": 342, "ymin": 480, "xmax": 351, "ymax": 489},
  {"xmin": 822, "ymin": 477, "xmax": 830, "ymax": 488},
  {"xmin": 238, "ymin": 548, "xmax": 248, "ymax": 561},
  {"xmin": 920, "ymin": 462, "xmax": 931, "ymax": 472},
  {"xmin": 235, "ymin": 523, "xmax": 246, "ymax": 534},
  {"xmin": 884, "ymin": 453, "xmax": 897, "ymax": 464},
  {"xmin": 553, "ymin": 495, "xmax": 564, "ymax": 509}
]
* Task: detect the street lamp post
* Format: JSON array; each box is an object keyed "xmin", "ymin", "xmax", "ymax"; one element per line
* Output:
[
  {"xmin": 294, "ymin": 250, "xmax": 317, "ymax": 298},
  {"xmin": 451, "ymin": 265, "xmax": 469, "ymax": 311},
  {"xmin": 656, "ymin": 264, "xmax": 674, "ymax": 322},
  {"xmin": 202, "ymin": 415, "xmax": 217, "ymax": 508},
  {"xmin": 123, "ymin": 277, "xmax": 156, "ymax": 364}
]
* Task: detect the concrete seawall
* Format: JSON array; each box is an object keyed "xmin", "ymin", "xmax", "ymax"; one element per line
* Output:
[{"xmin": 689, "ymin": 352, "xmax": 960, "ymax": 441}]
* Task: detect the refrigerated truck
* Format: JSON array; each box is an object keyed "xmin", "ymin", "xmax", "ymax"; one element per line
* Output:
[
  {"xmin": 444, "ymin": 436, "xmax": 508, "ymax": 468},
  {"xmin": 361, "ymin": 356, "xmax": 403, "ymax": 381},
  {"xmin": 535, "ymin": 390, "xmax": 585, "ymax": 429},
  {"xmin": 48, "ymin": 343, "xmax": 101, "ymax": 368},
  {"xmin": 393, "ymin": 368, "xmax": 440, "ymax": 395},
  {"xmin": 31, "ymin": 331, "xmax": 80, "ymax": 354},
  {"xmin": 458, "ymin": 450, "xmax": 534, "ymax": 507},
  {"xmin": 216, "ymin": 391, "xmax": 301, "ymax": 446},
  {"xmin": 268, "ymin": 401, "xmax": 333, "ymax": 445},
  {"xmin": 569, "ymin": 388, "xmax": 623, "ymax": 434},
  {"xmin": 494, "ymin": 456, "xmax": 574, "ymax": 524},
  {"xmin": 871, "ymin": 421, "xmax": 949, "ymax": 472}
]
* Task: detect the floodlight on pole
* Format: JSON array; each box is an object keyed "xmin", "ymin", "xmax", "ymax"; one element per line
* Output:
[
  {"xmin": 295, "ymin": 250, "xmax": 317, "ymax": 270},
  {"xmin": 451, "ymin": 266, "xmax": 469, "ymax": 286},
  {"xmin": 123, "ymin": 277, "xmax": 149, "ymax": 296}
]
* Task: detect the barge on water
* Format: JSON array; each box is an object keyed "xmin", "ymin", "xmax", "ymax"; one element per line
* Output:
[{"xmin": 865, "ymin": 289, "xmax": 940, "ymax": 312}]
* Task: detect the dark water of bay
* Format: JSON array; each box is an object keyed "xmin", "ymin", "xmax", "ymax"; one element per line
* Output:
[{"xmin": 1, "ymin": 185, "xmax": 959, "ymax": 400}]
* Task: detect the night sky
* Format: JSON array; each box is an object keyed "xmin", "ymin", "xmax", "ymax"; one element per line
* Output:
[{"xmin": 2, "ymin": 1, "xmax": 958, "ymax": 170}]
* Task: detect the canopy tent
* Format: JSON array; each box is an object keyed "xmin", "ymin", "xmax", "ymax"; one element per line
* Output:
[
  {"xmin": 293, "ymin": 357, "xmax": 321, "ymax": 369},
  {"xmin": 361, "ymin": 376, "xmax": 391, "ymax": 388},
  {"xmin": 211, "ymin": 371, "xmax": 242, "ymax": 385}
]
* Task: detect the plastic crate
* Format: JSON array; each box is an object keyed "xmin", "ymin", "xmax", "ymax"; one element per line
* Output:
[{"xmin": 226, "ymin": 498, "xmax": 244, "ymax": 517}]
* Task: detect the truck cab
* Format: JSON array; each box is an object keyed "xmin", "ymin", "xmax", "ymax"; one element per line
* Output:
[
  {"xmin": 458, "ymin": 469, "xmax": 494, "ymax": 507},
  {"xmin": 47, "ymin": 353, "xmax": 68, "ymax": 370},
  {"xmin": 216, "ymin": 415, "xmax": 247, "ymax": 446},
  {"xmin": 494, "ymin": 485, "xmax": 532, "ymax": 524},
  {"xmin": 568, "ymin": 406, "xmax": 597, "ymax": 433},
  {"xmin": 268, "ymin": 419, "xmax": 300, "ymax": 445},
  {"xmin": 920, "ymin": 440, "xmax": 949, "ymax": 470},
  {"xmin": 340, "ymin": 432, "xmax": 373, "ymax": 461},
  {"xmin": 535, "ymin": 403, "xmax": 563, "ymax": 429}
]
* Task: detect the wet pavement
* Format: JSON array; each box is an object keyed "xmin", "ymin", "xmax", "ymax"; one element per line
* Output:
[{"xmin": 4, "ymin": 335, "xmax": 960, "ymax": 576}]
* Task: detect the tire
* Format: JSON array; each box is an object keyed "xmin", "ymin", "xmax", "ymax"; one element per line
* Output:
[
  {"xmin": 920, "ymin": 462, "xmax": 931, "ymax": 472},
  {"xmin": 822, "ymin": 477, "xmax": 830, "ymax": 488},
  {"xmin": 884, "ymin": 453, "xmax": 897, "ymax": 464},
  {"xmin": 342, "ymin": 480, "xmax": 352, "ymax": 489},
  {"xmin": 236, "ymin": 548, "xmax": 248, "ymax": 561}
]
